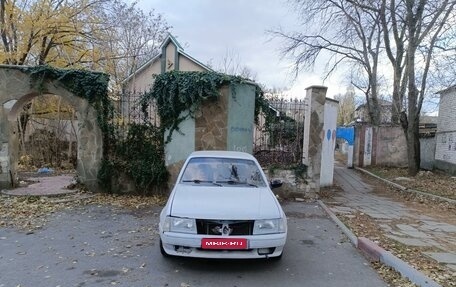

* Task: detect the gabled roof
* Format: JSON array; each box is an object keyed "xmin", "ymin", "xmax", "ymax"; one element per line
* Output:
[
  {"xmin": 179, "ymin": 49, "xmax": 213, "ymax": 72},
  {"xmin": 355, "ymin": 99, "xmax": 392, "ymax": 111},
  {"xmin": 160, "ymin": 33, "xmax": 183, "ymax": 50},
  {"xmin": 123, "ymin": 53, "xmax": 161, "ymax": 83},
  {"xmin": 123, "ymin": 33, "xmax": 212, "ymax": 83}
]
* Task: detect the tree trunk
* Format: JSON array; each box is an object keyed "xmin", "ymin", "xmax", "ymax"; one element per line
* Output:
[
  {"xmin": 369, "ymin": 69, "xmax": 381, "ymax": 125},
  {"xmin": 391, "ymin": 68, "xmax": 402, "ymax": 124},
  {"xmin": 68, "ymin": 110, "xmax": 74, "ymax": 164},
  {"xmin": 406, "ymin": 115, "xmax": 420, "ymax": 175}
]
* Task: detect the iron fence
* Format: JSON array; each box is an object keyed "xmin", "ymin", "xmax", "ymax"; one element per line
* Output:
[
  {"xmin": 254, "ymin": 98, "xmax": 307, "ymax": 167},
  {"xmin": 114, "ymin": 92, "xmax": 160, "ymax": 128},
  {"xmin": 115, "ymin": 94, "xmax": 308, "ymax": 167}
]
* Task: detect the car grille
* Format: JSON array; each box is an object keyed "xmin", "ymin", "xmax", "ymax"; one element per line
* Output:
[{"xmin": 196, "ymin": 220, "xmax": 254, "ymax": 235}]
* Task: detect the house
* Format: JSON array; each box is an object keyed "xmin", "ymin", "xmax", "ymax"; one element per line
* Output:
[
  {"xmin": 434, "ymin": 86, "xmax": 456, "ymax": 174},
  {"xmin": 122, "ymin": 34, "xmax": 211, "ymax": 121},
  {"xmin": 354, "ymin": 99, "xmax": 392, "ymax": 124},
  {"xmin": 353, "ymin": 99, "xmax": 438, "ymax": 131}
]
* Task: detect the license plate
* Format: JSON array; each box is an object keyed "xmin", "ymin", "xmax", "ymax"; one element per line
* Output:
[{"xmin": 201, "ymin": 238, "xmax": 248, "ymax": 250}]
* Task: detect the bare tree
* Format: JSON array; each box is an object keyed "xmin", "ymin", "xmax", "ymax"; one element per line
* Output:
[
  {"xmin": 334, "ymin": 86, "xmax": 357, "ymax": 126},
  {"xmin": 271, "ymin": 0, "xmax": 384, "ymax": 124},
  {"xmin": 97, "ymin": 0, "xmax": 170, "ymax": 91},
  {"xmin": 216, "ymin": 48, "xmax": 258, "ymax": 81},
  {"xmin": 377, "ymin": 0, "xmax": 456, "ymax": 175},
  {"xmin": 276, "ymin": 0, "xmax": 456, "ymax": 175}
]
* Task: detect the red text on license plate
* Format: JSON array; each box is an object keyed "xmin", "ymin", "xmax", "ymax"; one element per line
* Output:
[{"xmin": 201, "ymin": 238, "xmax": 248, "ymax": 249}]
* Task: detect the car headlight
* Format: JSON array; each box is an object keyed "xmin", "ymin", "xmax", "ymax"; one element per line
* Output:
[
  {"xmin": 253, "ymin": 218, "xmax": 287, "ymax": 235},
  {"xmin": 163, "ymin": 216, "xmax": 197, "ymax": 234}
]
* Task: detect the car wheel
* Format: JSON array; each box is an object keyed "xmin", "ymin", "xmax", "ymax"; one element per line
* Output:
[{"xmin": 159, "ymin": 239, "xmax": 170, "ymax": 258}]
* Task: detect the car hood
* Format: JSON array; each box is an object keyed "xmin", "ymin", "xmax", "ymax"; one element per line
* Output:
[{"xmin": 170, "ymin": 184, "xmax": 281, "ymax": 220}]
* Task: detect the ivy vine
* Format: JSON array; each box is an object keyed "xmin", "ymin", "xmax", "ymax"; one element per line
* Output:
[
  {"xmin": 140, "ymin": 70, "xmax": 266, "ymax": 142},
  {"xmin": 14, "ymin": 67, "xmax": 270, "ymax": 194},
  {"xmin": 98, "ymin": 123, "xmax": 168, "ymax": 194},
  {"xmin": 21, "ymin": 65, "xmax": 114, "ymax": 156},
  {"xmin": 17, "ymin": 65, "xmax": 168, "ymax": 195}
]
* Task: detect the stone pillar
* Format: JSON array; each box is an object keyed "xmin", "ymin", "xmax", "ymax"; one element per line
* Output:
[
  {"xmin": 0, "ymin": 104, "xmax": 18, "ymax": 189},
  {"xmin": 76, "ymin": 103, "xmax": 103, "ymax": 192},
  {"xmin": 302, "ymin": 85, "xmax": 327, "ymax": 192}
]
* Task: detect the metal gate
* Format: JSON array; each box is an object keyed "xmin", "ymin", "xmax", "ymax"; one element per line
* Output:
[{"xmin": 254, "ymin": 98, "xmax": 307, "ymax": 166}]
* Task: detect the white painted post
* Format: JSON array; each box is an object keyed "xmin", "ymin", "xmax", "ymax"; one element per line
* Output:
[
  {"xmin": 347, "ymin": 145, "xmax": 354, "ymax": 168},
  {"xmin": 364, "ymin": 127, "xmax": 372, "ymax": 167}
]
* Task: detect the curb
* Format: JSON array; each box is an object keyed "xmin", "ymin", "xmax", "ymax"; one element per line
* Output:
[
  {"xmin": 355, "ymin": 167, "xmax": 406, "ymax": 190},
  {"xmin": 317, "ymin": 200, "xmax": 357, "ymax": 246},
  {"xmin": 1, "ymin": 189, "xmax": 78, "ymax": 197},
  {"xmin": 317, "ymin": 200, "xmax": 441, "ymax": 287},
  {"xmin": 355, "ymin": 167, "xmax": 456, "ymax": 204}
]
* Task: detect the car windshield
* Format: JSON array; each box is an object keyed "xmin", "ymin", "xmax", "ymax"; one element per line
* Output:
[{"xmin": 180, "ymin": 157, "xmax": 266, "ymax": 187}]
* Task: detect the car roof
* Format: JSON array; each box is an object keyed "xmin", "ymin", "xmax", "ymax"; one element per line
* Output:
[{"xmin": 188, "ymin": 150, "xmax": 256, "ymax": 160}]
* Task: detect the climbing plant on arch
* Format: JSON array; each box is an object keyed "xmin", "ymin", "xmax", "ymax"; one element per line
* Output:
[
  {"xmin": 140, "ymin": 70, "xmax": 267, "ymax": 143},
  {"xmin": 17, "ymin": 65, "xmax": 168, "ymax": 195},
  {"xmin": 22, "ymin": 65, "xmax": 113, "ymax": 154}
]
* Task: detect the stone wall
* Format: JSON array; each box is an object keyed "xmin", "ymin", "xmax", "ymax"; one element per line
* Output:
[
  {"xmin": 264, "ymin": 168, "xmax": 312, "ymax": 199},
  {"xmin": 166, "ymin": 160, "xmax": 185, "ymax": 191},
  {"xmin": 374, "ymin": 126, "xmax": 408, "ymax": 166},
  {"xmin": 164, "ymin": 83, "xmax": 256, "ymax": 190},
  {"xmin": 354, "ymin": 125, "xmax": 407, "ymax": 167},
  {"xmin": 195, "ymin": 85, "xmax": 229, "ymax": 150}
]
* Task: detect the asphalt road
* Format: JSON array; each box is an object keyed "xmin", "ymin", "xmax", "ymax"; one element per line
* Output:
[{"xmin": 0, "ymin": 201, "xmax": 387, "ymax": 287}]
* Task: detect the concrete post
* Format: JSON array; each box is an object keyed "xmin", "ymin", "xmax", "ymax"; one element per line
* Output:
[
  {"xmin": 347, "ymin": 145, "xmax": 354, "ymax": 168},
  {"xmin": 302, "ymin": 86, "xmax": 328, "ymax": 192}
]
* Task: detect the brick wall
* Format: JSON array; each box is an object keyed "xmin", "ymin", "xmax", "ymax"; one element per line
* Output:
[
  {"xmin": 435, "ymin": 132, "xmax": 456, "ymax": 163},
  {"xmin": 435, "ymin": 88, "xmax": 456, "ymax": 174},
  {"xmin": 436, "ymin": 89, "xmax": 456, "ymax": 133}
]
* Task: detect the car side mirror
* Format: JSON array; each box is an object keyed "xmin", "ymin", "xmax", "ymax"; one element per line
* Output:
[{"xmin": 270, "ymin": 179, "xmax": 283, "ymax": 189}]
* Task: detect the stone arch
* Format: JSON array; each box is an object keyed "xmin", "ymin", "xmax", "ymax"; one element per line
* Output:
[{"xmin": 0, "ymin": 66, "xmax": 103, "ymax": 191}]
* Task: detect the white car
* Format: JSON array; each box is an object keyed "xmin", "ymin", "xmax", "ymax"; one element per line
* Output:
[{"xmin": 159, "ymin": 150, "xmax": 287, "ymax": 259}]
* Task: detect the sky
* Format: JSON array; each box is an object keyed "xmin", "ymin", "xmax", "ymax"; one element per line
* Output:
[{"xmin": 139, "ymin": 0, "xmax": 349, "ymax": 99}]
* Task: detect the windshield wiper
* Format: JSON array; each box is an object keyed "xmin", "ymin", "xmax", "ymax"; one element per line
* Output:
[
  {"xmin": 216, "ymin": 180, "xmax": 257, "ymax": 187},
  {"xmin": 183, "ymin": 179, "xmax": 202, "ymax": 183},
  {"xmin": 182, "ymin": 180, "xmax": 221, "ymax": 186},
  {"xmin": 216, "ymin": 180, "xmax": 239, "ymax": 185}
]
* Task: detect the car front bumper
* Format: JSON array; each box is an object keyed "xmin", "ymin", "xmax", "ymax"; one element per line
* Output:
[{"xmin": 160, "ymin": 232, "xmax": 287, "ymax": 259}]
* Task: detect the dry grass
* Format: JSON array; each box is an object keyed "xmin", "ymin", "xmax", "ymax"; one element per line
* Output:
[{"xmin": 364, "ymin": 166, "xmax": 456, "ymax": 200}]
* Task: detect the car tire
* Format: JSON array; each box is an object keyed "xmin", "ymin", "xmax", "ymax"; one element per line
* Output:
[{"xmin": 159, "ymin": 239, "xmax": 171, "ymax": 258}]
